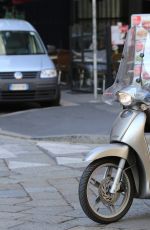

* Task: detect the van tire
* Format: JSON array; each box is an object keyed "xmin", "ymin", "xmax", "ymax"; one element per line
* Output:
[{"xmin": 40, "ymin": 89, "xmax": 61, "ymax": 107}]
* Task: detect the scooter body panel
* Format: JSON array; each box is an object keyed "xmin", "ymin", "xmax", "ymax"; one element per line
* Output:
[
  {"xmin": 110, "ymin": 109, "xmax": 150, "ymax": 198},
  {"xmin": 85, "ymin": 143, "xmax": 129, "ymax": 162},
  {"xmin": 85, "ymin": 109, "xmax": 150, "ymax": 198},
  {"xmin": 85, "ymin": 142, "xmax": 139, "ymax": 195}
]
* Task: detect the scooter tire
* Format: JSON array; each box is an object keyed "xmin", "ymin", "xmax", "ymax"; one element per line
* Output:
[{"xmin": 79, "ymin": 157, "xmax": 134, "ymax": 224}]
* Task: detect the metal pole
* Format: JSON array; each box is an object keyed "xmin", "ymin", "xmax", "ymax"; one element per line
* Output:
[
  {"xmin": 92, "ymin": 0, "xmax": 98, "ymax": 100},
  {"xmin": 105, "ymin": 24, "xmax": 113, "ymax": 88}
]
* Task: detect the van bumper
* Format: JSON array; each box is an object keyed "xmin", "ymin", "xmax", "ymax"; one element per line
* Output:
[{"xmin": 0, "ymin": 76, "xmax": 60, "ymax": 102}]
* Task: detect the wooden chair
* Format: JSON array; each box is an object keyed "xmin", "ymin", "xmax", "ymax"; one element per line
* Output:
[{"xmin": 56, "ymin": 49, "xmax": 72, "ymax": 85}]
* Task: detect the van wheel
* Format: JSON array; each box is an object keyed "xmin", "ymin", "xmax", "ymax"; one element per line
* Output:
[
  {"xmin": 51, "ymin": 96, "xmax": 60, "ymax": 106},
  {"xmin": 40, "ymin": 91, "xmax": 61, "ymax": 107},
  {"xmin": 40, "ymin": 98, "xmax": 60, "ymax": 107},
  {"xmin": 51, "ymin": 89, "xmax": 61, "ymax": 106}
]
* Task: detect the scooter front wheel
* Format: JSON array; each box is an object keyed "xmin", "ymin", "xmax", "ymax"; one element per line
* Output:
[{"xmin": 79, "ymin": 158, "xmax": 134, "ymax": 224}]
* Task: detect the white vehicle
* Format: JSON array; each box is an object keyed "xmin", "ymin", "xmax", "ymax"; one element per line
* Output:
[{"xmin": 0, "ymin": 19, "xmax": 60, "ymax": 105}]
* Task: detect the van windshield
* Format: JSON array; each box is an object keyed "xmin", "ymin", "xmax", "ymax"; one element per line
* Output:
[{"xmin": 0, "ymin": 31, "xmax": 45, "ymax": 55}]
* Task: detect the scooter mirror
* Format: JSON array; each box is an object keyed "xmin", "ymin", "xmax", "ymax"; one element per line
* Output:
[
  {"xmin": 140, "ymin": 53, "xmax": 144, "ymax": 58},
  {"xmin": 136, "ymin": 78, "xmax": 141, "ymax": 83}
]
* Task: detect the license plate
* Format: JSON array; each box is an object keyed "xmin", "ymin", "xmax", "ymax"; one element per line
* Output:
[{"xmin": 9, "ymin": 84, "xmax": 29, "ymax": 91}]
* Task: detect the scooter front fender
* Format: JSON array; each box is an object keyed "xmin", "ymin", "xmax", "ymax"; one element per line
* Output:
[{"xmin": 85, "ymin": 143, "xmax": 129, "ymax": 162}]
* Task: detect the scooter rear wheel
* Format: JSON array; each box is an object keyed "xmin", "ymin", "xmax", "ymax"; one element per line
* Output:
[{"xmin": 79, "ymin": 158, "xmax": 134, "ymax": 224}]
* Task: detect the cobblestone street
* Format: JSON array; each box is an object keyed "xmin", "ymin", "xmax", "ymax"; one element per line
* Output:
[{"xmin": 0, "ymin": 135, "xmax": 148, "ymax": 229}]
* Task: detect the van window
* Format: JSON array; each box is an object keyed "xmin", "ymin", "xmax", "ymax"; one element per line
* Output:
[{"xmin": 0, "ymin": 31, "xmax": 45, "ymax": 55}]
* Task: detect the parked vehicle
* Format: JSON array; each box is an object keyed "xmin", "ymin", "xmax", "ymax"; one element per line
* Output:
[
  {"xmin": 79, "ymin": 25, "xmax": 150, "ymax": 224},
  {"xmin": 0, "ymin": 19, "xmax": 60, "ymax": 106}
]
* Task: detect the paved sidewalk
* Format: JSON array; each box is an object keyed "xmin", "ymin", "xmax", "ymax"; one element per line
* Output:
[
  {"xmin": 0, "ymin": 135, "xmax": 150, "ymax": 229},
  {"xmin": 0, "ymin": 90, "xmax": 149, "ymax": 229}
]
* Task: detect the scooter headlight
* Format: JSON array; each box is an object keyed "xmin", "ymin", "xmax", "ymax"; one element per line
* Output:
[{"xmin": 118, "ymin": 92, "xmax": 132, "ymax": 106}]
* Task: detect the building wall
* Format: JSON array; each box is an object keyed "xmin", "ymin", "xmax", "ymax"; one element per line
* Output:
[
  {"xmin": 24, "ymin": 0, "xmax": 71, "ymax": 49},
  {"xmin": 1, "ymin": 0, "xmax": 147, "ymax": 50},
  {"xmin": 72, "ymin": 0, "xmax": 145, "ymax": 25},
  {"xmin": 77, "ymin": 0, "xmax": 121, "ymax": 19}
]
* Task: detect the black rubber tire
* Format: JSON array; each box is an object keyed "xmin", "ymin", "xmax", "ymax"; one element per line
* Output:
[
  {"xmin": 79, "ymin": 158, "xmax": 134, "ymax": 224},
  {"xmin": 40, "ymin": 88, "xmax": 61, "ymax": 107},
  {"xmin": 51, "ymin": 87, "xmax": 61, "ymax": 106}
]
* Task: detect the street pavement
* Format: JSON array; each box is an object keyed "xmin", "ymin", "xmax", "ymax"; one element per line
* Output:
[
  {"xmin": 0, "ymin": 90, "xmax": 149, "ymax": 229},
  {"xmin": 0, "ymin": 135, "xmax": 149, "ymax": 229},
  {"xmin": 0, "ymin": 90, "xmax": 121, "ymax": 140}
]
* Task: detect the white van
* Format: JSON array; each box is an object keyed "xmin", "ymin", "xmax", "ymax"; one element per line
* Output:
[{"xmin": 0, "ymin": 19, "xmax": 60, "ymax": 105}]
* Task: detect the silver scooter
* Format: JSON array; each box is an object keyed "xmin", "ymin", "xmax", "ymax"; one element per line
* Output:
[{"xmin": 79, "ymin": 26, "xmax": 150, "ymax": 224}]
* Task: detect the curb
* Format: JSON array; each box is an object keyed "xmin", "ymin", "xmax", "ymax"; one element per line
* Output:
[
  {"xmin": 0, "ymin": 129, "xmax": 109, "ymax": 144},
  {"xmin": 0, "ymin": 128, "xmax": 150, "ymax": 145},
  {"xmin": 34, "ymin": 134, "xmax": 110, "ymax": 144}
]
